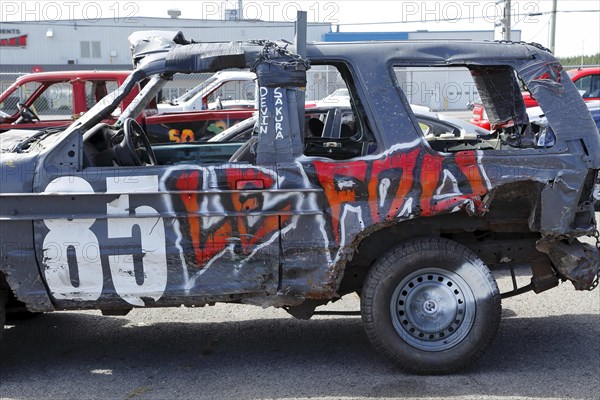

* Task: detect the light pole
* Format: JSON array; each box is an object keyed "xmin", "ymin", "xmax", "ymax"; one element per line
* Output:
[
  {"xmin": 549, "ymin": 0, "xmax": 558, "ymax": 53},
  {"xmin": 503, "ymin": 0, "xmax": 512, "ymax": 41}
]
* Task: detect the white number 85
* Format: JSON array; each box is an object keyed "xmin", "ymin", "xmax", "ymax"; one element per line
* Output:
[{"xmin": 42, "ymin": 176, "xmax": 167, "ymax": 306}]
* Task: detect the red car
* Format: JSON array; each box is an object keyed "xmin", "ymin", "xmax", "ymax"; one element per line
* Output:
[
  {"xmin": 0, "ymin": 71, "xmax": 254, "ymax": 140},
  {"xmin": 470, "ymin": 67, "xmax": 600, "ymax": 129},
  {"xmin": 0, "ymin": 71, "xmax": 136, "ymax": 132}
]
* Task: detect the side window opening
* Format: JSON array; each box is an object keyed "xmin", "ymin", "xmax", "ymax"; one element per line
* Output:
[
  {"xmin": 303, "ymin": 63, "xmax": 378, "ymax": 160},
  {"xmin": 82, "ymin": 73, "xmax": 253, "ymax": 169},
  {"xmin": 392, "ymin": 64, "xmax": 554, "ymax": 153},
  {"xmin": 34, "ymin": 81, "xmax": 73, "ymax": 118},
  {"xmin": 207, "ymin": 80, "xmax": 256, "ymax": 108},
  {"xmin": 0, "ymin": 81, "xmax": 43, "ymax": 117},
  {"xmin": 582, "ymin": 75, "xmax": 600, "ymax": 98},
  {"xmin": 85, "ymin": 80, "xmax": 119, "ymax": 110},
  {"xmin": 574, "ymin": 75, "xmax": 592, "ymax": 95},
  {"xmin": 305, "ymin": 111, "xmax": 330, "ymax": 138},
  {"xmin": 470, "ymin": 65, "xmax": 553, "ymax": 149},
  {"xmin": 159, "ymin": 73, "xmax": 211, "ymax": 104}
]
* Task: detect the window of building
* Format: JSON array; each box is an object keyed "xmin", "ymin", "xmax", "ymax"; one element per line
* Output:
[{"xmin": 81, "ymin": 41, "xmax": 101, "ymax": 58}]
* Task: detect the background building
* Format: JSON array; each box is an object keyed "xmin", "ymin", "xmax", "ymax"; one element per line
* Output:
[
  {"xmin": 323, "ymin": 29, "xmax": 520, "ymax": 42},
  {"xmin": 0, "ymin": 18, "xmax": 522, "ymax": 111},
  {"xmin": 0, "ymin": 16, "xmax": 331, "ymax": 72}
]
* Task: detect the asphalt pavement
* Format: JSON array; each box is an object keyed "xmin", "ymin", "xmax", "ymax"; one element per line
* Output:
[{"xmin": 1, "ymin": 223, "xmax": 599, "ymax": 400}]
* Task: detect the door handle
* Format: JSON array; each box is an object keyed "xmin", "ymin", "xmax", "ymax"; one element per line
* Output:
[{"xmin": 235, "ymin": 179, "xmax": 267, "ymax": 190}]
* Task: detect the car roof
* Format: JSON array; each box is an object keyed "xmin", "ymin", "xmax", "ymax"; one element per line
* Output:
[
  {"xmin": 300, "ymin": 40, "xmax": 550, "ymax": 65},
  {"xmin": 13, "ymin": 70, "xmax": 131, "ymax": 83}
]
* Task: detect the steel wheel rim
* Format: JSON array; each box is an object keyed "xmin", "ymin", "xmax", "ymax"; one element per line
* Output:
[{"xmin": 390, "ymin": 267, "xmax": 476, "ymax": 351}]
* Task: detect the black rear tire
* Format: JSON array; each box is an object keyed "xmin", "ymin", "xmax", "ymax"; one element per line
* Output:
[
  {"xmin": 361, "ymin": 237, "xmax": 501, "ymax": 374},
  {"xmin": 0, "ymin": 281, "xmax": 6, "ymax": 342},
  {"xmin": 6, "ymin": 310, "xmax": 42, "ymax": 321}
]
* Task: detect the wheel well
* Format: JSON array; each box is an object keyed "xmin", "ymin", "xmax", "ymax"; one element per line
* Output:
[
  {"xmin": 0, "ymin": 272, "xmax": 30, "ymax": 312},
  {"xmin": 338, "ymin": 182, "xmax": 543, "ymax": 295},
  {"xmin": 0, "ymin": 272, "xmax": 8, "ymax": 293},
  {"xmin": 0, "ymin": 273, "xmax": 9, "ymax": 305}
]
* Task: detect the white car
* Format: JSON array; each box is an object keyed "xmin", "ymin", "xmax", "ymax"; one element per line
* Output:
[{"xmin": 157, "ymin": 70, "xmax": 257, "ymax": 113}]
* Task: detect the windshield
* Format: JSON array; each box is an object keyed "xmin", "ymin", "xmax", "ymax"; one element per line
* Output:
[
  {"xmin": 0, "ymin": 80, "xmax": 43, "ymax": 116},
  {"xmin": 118, "ymin": 74, "xmax": 167, "ymax": 123},
  {"xmin": 75, "ymin": 86, "xmax": 123, "ymax": 127},
  {"xmin": 75, "ymin": 73, "xmax": 166, "ymax": 129}
]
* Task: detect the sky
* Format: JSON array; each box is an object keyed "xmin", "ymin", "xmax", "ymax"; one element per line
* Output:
[{"xmin": 0, "ymin": 0, "xmax": 598, "ymax": 57}]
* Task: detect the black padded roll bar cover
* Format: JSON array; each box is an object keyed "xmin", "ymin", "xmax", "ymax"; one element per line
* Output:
[
  {"xmin": 255, "ymin": 60, "xmax": 307, "ymax": 88},
  {"xmin": 165, "ymin": 42, "xmax": 246, "ymax": 73},
  {"xmin": 129, "ymin": 30, "xmax": 184, "ymax": 67},
  {"xmin": 471, "ymin": 66, "xmax": 528, "ymax": 126}
]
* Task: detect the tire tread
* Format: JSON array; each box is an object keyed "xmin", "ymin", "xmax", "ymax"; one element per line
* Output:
[
  {"xmin": 0, "ymin": 275, "xmax": 7, "ymax": 342},
  {"xmin": 361, "ymin": 237, "xmax": 501, "ymax": 374}
]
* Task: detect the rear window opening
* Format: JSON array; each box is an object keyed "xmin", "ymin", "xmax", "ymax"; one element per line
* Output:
[{"xmin": 392, "ymin": 65, "xmax": 556, "ymax": 152}]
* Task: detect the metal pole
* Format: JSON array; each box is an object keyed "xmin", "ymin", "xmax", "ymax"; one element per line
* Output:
[
  {"xmin": 295, "ymin": 11, "xmax": 307, "ymax": 58},
  {"xmin": 503, "ymin": 0, "xmax": 512, "ymax": 41},
  {"xmin": 238, "ymin": 0, "xmax": 243, "ymax": 20},
  {"xmin": 550, "ymin": 0, "xmax": 558, "ymax": 53}
]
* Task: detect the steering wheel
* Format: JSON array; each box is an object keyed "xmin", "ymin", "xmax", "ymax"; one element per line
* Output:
[
  {"xmin": 17, "ymin": 102, "xmax": 40, "ymax": 122},
  {"xmin": 123, "ymin": 118, "xmax": 157, "ymax": 166}
]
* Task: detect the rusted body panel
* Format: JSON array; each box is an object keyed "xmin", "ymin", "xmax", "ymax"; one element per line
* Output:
[{"xmin": 0, "ymin": 38, "xmax": 598, "ymax": 313}]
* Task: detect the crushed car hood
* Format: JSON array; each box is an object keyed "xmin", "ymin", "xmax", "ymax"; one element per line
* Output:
[
  {"xmin": 0, "ymin": 147, "xmax": 39, "ymax": 195},
  {"xmin": 0, "ymin": 128, "xmax": 63, "ymax": 154}
]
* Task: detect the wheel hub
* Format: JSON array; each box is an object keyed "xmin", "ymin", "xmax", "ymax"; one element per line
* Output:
[
  {"xmin": 390, "ymin": 268, "xmax": 476, "ymax": 351},
  {"xmin": 422, "ymin": 299, "xmax": 437, "ymax": 314}
]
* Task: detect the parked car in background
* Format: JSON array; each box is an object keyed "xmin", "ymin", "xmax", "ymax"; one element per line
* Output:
[
  {"xmin": 528, "ymin": 100, "xmax": 600, "ymax": 129},
  {"xmin": 0, "ymin": 71, "xmax": 135, "ymax": 132},
  {"xmin": 209, "ymin": 107, "xmax": 491, "ymax": 150},
  {"xmin": 0, "ymin": 70, "xmax": 255, "ymax": 139},
  {"xmin": 470, "ymin": 67, "xmax": 600, "ymax": 130},
  {"xmin": 565, "ymin": 67, "xmax": 600, "ymax": 99},
  {"xmin": 157, "ymin": 70, "xmax": 256, "ymax": 113},
  {"xmin": 311, "ymin": 88, "xmax": 350, "ymax": 107}
]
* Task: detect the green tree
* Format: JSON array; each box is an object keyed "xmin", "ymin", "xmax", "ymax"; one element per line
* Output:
[{"xmin": 558, "ymin": 53, "xmax": 600, "ymax": 67}]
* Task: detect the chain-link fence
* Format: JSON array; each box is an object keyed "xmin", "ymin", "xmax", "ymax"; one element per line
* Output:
[
  {"xmin": 0, "ymin": 73, "xmax": 121, "ymax": 117},
  {"xmin": 162, "ymin": 66, "xmax": 478, "ymax": 112},
  {"xmin": 0, "ymin": 73, "xmax": 26, "ymax": 95},
  {"xmin": 3, "ymin": 65, "xmax": 598, "ymax": 116},
  {"xmin": 159, "ymin": 66, "xmax": 346, "ymax": 104}
]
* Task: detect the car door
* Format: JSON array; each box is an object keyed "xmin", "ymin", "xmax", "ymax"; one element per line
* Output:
[
  {"xmin": 0, "ymin": 81, "xmax": 76, "ymax": 131},
  {"xmin": 33, "ymin": 151, "xmax": 282, "ymax": 308},
  {"xmin": 0, "ymin": 79, "xmax": 120, "ymax": 132}
]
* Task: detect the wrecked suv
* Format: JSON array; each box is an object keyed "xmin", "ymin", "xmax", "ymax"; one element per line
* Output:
[{"xmin": 1, "ymin": 34, "xmax": 599, "ymax": 374}]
